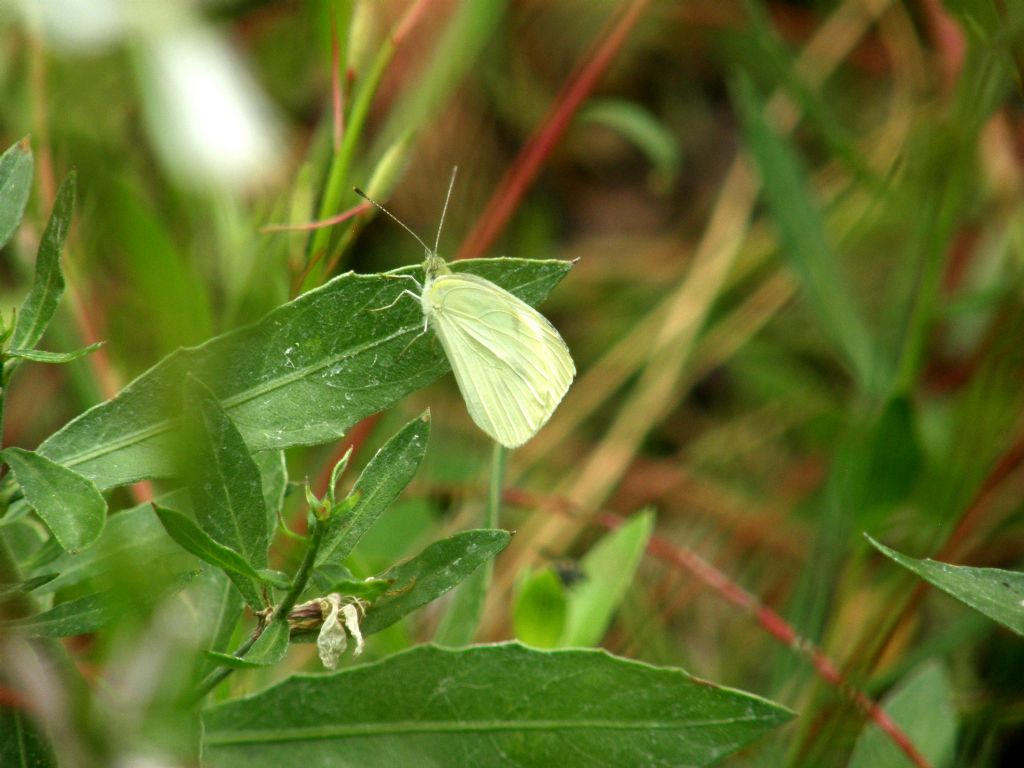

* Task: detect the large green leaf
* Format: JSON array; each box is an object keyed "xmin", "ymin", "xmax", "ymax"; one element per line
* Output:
[
  {"xmin": 201, "ymin": 643, "xmax": 793, "ymax": 767},
  {"xmin": 0, "ymin": 137, "xmax": 33, "ymax": 250},
  {"xmin": 869, "ymin": 536, "xmax": 1024, "ymax": 635},
  {"xmin": 316, "ymin": 412, "xmax": 430, "ymax": 568},
  {"xmin": 37, "ymin": 259, "xmax": 570, "ymax": 490},
  {"xmin": 1, "ymin": 447, "xmax": 106, "ymax": 553},
  {"xmin": 181, "ymin": 377, "xmax": 269, "ymax": 608},
  {"xmin": 361, "ymin": 529, "xmax": 511, "ymax": 636},
  {"xmin": 11, "ymin": 173, "xmax": 75, "ymax": 353},
  {"xmin": 849, "ymin": 662, "xmax": 956, "ymax": 768},
  {"xmin": 561, "ymin": 509, "xmax": 654, "ymax": 647}
]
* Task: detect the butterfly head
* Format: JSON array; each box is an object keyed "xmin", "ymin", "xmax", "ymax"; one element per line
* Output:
[{"xmin": 423, "ymin": 251, "xmax": 451, "ymax": 280}]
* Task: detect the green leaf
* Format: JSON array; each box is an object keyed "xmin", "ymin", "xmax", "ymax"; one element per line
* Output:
[
  {"xmin": 0, "ymin": 573, "xmax": 58, "ymax": 602},
  {"xmin": 579, "ymin": 99, "xmax": 681, "ymax": 185},
  {"xmin": 37, "ymin": 259, "xmax": 571, "ymax": 489},
  {"xmin": 254, "ymin": 449, "xmax": 287, "ymax": 535},
  {"xmin": 316, "ymin": 412, "xmax": 430, "ymax": 568},
  {"xmin": 154, "ymin": 504, "xmax": 271, "ymax": 593},
  {"xmin": 321, "ymin": 576, "xmax": 392, "ymax": 601},
  {"xmin": 0, "ymin": 137, "xmax": 33, "ymax": 250},
  {"xmin": 869, "ymin": 536, "xmax": 1024, "ymax": 635},
  {"xmin": 514, "ymin": 567, "xmax": 568, "ymax": 648},
  {"xmin": 4, "ymin": 342, "xmax": 104, "ymax": 364},
  {"xmin": 31, "ymin": 493, "xmax": 191, "ymax": 595},
  {"xmin": 207, "ymin": 618, "xmax": 290, "ymax": 669},
  {"xmin": 1, "ymin": 447, "xmax": 106, "ymax": 553},
  {"xmin": 734, "ymin": 76, "xmax": 877, "ymax": 390},
  {"xmin": 361, "ymin": 529, "xmax": 511, "ymax": 636},
  {"xmin": 0, "ymin": 705, "xmax": 57, "ymax": 768},
  {"xmin": 11, "ymin": 173, "xmax": 75, "ymax": 353},
  {"xmin": 195, "ymin": 569, "xmax": 244, "ymax": 681},
  {"xmin": 839, "ymin": 397, "xmax": 923, "ymax": 526},
  {"xmin": 4, "ymin": 572, "xmax": 195, "ymax": 637},
  {"xmin": 849, "ymin": 662, "xmax": 956, "ymax": 768},
  {"xmin": 201, "ymin": 643, "xmax": 793, "ymax": 767},
  {"xmin": 4, "ymin": 589, "xmax": 129, "ymax": 637},
  {"xmin": 181, "ymin": 376, "xmax": 269, "ymax": 608},
  {"xmin": 561, "ymin": 509, "xmax": 654, "ymax": 647}
]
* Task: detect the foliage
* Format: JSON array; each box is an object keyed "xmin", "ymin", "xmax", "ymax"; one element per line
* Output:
[{"xmin": 3, "ymin": 1, "xmax": 1024, "ymax": 766}]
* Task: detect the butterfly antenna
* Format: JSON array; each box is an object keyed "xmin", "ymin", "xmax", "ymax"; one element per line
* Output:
[
  {"xmin": 434, "ymin": 166, "xmax": 458, "ymax": 255},
  {"xmin": 353, "ymin": 187, "xmax": 431, "ymax": 254}
]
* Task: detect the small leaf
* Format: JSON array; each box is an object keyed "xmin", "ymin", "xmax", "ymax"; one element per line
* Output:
[
  {"xmin": 254, "ymin": 450, "xmax": 287, "ymax": 535},
  {"xmin": 257, "ymin": 569, "xmax": 292, "ymax": 589},
  {"xmin": 4, "ymin": 589, "xmax": 129, "ymax": 637},
  {"xmin": 869, "ymin": 536, "xmax": 1024, "ymax": 635},
  {"xmin": 11, "ymin": 172, "xmax": 75, "ymax": 353},
  {"xmin": 849, "ymin": 662, "xmax": 956, "ymax": 768},
  {"xmin": 206, "ymin": 618, "xmax": 289, "ymax": 669},
  {"xmin": 514, "ymin": 567, "xmax": 568, "ymax": 648},
  {"xmin": 0, "ymin": 705, "xmax": 58, "ymax": 768},
  {"xmin": 154, "ymin": 505, "xmax": 269, "ymax": 599},
  {"xmin": 181, "ymin": 376, "xmax": 269, "ymax": 607},
  {"xmin": 561, "ymin": 509, "xmax": 654, "ymax": 647},
  {"xmin": 4, "ymin": 342, "xmax": 104, "ymax": 364},
  {"xmin": 0, "ymin": 573, "xmax": 58, "ymax": 602},
  {"xmin": 361, "ymin": 529, "xmax": 511, "ymax": 636},
  {"xmin": 32, "ymin": 493, "xmax": 190, "ymax": 595},
  {"xmin": 201, "ymin": 643, "xmax": 793, "ymax": 767},
  {"xmin": 316, "ymin": 412, "xmax": 430, "ymax": 568},
  {"xmin": 321, "ymin": 576, "xmax": 392, "ymax": 601},
  {"xmin": 196, "ymin": 570, "xmax": 244, "ymax": 680},
  {"xmin": 4, "ymin": 571, "xmax": 196, "ymax": 637},
  {"xmin": 37, "ymin": 259, "xmax": 570, "ymax": 490},
  {"xmin": 1, "ymin": 447, "xmax": 106, "ymax": 553},
  {"xmin": 0, "ymin": 137, "xmax": 33, "ymax": 250},
  {"xmin": 246, "ymin": 618, "xmax": 290, "ymax": 665}
]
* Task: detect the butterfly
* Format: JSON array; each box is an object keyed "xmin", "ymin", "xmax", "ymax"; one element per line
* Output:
[{"xmin": 357, "ymin": 169, "xmax": 574, "ymax": 448}]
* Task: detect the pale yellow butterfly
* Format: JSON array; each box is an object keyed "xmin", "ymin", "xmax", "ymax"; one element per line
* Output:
[{"xmin": 357, "ymin": 170, "xmax": 574, "ymax": 448}]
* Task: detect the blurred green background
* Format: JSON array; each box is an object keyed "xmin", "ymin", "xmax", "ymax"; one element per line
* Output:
[{"xmin": 2, "ymin": 1, "xmax": 1024, "ymax": 765}]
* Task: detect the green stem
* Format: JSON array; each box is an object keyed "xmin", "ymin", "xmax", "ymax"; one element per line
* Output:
[
  {"xmin": 190, "ymin": 517, "xmax": 328, "ymax": 702},
  {"xmin": 433, "ymin": 442, "xmax": 506, "ymax": 645},
  {"xmin": 487, "ymin": 442, "xmax": 506, "ymax": 529},
  {"xmin": 303, "ymin": 30, "xmax": 399, "ymax": 291}
]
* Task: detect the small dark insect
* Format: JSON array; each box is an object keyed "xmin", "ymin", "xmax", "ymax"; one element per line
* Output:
[{"xmin": 551, "ymin": 559, "xmax": 587, "ymax": 589}]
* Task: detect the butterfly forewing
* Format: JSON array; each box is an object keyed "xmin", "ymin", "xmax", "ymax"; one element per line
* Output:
[{"xmin": 424, "ymin": 272, "xmax": 575, "ymax": 448}]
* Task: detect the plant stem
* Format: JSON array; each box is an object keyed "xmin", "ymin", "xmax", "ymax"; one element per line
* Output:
[
  {"xmin": 433, "ymin": 442, "xmax": 506, "ymax": 646},
  {"xmin": 487, "ymin": 442, "xmax": 506, "ymax": 529},
  {"xmin": 190, "ymin": 517, "xmax": 327, "ymax": 702}
]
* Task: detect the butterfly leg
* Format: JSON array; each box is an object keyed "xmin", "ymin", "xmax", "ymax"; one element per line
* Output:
[{"xmin": 368, "ymin": 288, "xmax": 422, "ymax": 313}]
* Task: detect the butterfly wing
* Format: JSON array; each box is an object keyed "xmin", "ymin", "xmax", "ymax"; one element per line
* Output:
[{"xmin": 424, "ymin": 273, "xmax": 575, "ymax": 448}]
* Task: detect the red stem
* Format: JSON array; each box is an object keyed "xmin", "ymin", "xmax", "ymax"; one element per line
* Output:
[
  {"xmin": 455, "ymin": 0, "xmax": 650, "ymax": 261},
  {"xmin": 502, "ymin": 488, "xmax": 932, "ymax": 768}
]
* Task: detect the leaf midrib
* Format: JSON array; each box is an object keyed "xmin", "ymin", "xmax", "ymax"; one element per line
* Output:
[
  {"xmin": 53, "ymin": 322, "xmax": 416, "ymax": 472},
  {"xmin": 204, "ymin": 714, "xmax": 775, "ymax": 744}
]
